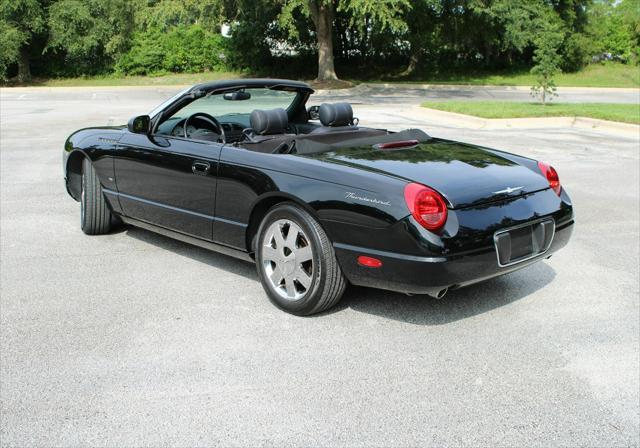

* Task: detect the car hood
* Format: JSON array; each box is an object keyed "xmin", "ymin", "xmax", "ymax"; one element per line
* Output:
[{"xmin": 305, "ymin": 138, "xmax": 549, "ymax": 209}]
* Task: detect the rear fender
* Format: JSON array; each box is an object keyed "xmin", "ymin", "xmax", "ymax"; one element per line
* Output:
[{"xmin": 245, "ymin": 191, "xmax": 324, "ymax": 255}]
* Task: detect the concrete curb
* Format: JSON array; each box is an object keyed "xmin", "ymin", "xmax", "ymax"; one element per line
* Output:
[
  {"xmin": 0, "ymin": 85, "xmax": 187, "ymax": 93},
  {"xmin": 413, "ymin": 106, "xmax": 640, "ymax": 137},
  {"xmin": 3, "ymin": 83, "xmax": 638, "ymax": 94},
  {"xmin": 360, "ymin": 82, "xmax": 640, "ymax": 93}
]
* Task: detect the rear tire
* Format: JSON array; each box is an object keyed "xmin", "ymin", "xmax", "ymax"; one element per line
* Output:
[
  {"xmin": 80, "ymin": 158, "xmax": 112, "ymax": 235},
  {"xmin": 256, "ymin": 203, "xmax": 346, "ymax": 315}
]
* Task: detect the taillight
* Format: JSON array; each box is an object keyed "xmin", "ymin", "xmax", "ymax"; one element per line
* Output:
[
  {"xmin": 375, "ymin": 140, "xmax": 419, "ymax": 150},
  {"xmin": 538, "ymin": 161, "xmax": 561, "ymax": 195},
  {"xmin": 403, "ymin": 183, "xmax": 448, "ymax": 231}
]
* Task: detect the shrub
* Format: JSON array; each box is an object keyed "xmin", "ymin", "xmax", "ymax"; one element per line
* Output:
[
  {"xmin": 115, "ymin": 24, "xmax": 227, "ymax": 75},
  {"xmin": 530, "ymin": 26, "xmax": 563, "ymax": 104},
  {"xmin": 561, "ymin": 33, "xmax": 593, "ymax": 72}
]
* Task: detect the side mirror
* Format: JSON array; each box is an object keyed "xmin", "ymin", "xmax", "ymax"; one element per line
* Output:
[
  {"xmin": 223, "ymin": 91, "xmax": 251, "ymax": 101},
  {"xmin": 128, "ymin": 115, "xmax": 150, "ymax": 134}
]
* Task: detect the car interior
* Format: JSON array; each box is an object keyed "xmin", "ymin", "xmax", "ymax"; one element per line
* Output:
[
  {"xmin": 239, "ymin": 103, "xmax": 390, "ymax": 154},
  {"xmin": 154, "ymin": 87, "xmax": 398, "ymax": 154}
]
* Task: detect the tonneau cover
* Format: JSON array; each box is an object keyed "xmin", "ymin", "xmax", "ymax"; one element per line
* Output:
[{"xmin": 294, "ymin": 129, "xmax": 430, "ymax": 155}]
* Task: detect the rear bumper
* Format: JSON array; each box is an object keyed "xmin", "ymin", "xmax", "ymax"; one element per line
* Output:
[{"xmin": 334, "ymin": 218, "xmax": 574, "ymax": 296}]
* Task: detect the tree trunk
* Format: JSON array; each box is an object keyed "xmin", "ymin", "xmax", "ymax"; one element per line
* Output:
[
  {"xmin": 483, "ymin": 43, "xmax": 492, "ymax": 68},
  {"xmin": 309, "ymin": 0, "xmax": 338, "ymax": 81},
  {"xmin": 17, "ymin": 47, "xmax": 31, "ymax": 83},
  {"xmin": 399, "ymin": 47, "xmax": 419, "ymax": 77}
]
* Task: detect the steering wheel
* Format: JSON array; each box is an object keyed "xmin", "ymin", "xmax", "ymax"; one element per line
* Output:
[{"xmin": 183, "ymin": 112, "xmax": 226, "ymax": 143}]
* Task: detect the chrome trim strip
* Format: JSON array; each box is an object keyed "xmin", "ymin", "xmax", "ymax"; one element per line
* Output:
[
  {"xmin": 493, "ymin": 218, "xmax": 555, "ymax": 268},
  {"xmin": 103, "ymin": 189, "xmax": 248, "ymax": 228},
  {"xmin": 215, "ymin": 216, "xmax": 249, "ymax": 228},
  {"xmin": 120, "ymin": 216, "xmax": 253, "ymax": 263}
]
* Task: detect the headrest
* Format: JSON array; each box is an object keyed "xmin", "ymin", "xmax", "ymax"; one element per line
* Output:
[
  {"xmin": 319, "ymin": 103, "xmax": 353, "ymax": 127},
  {"xmin": 250, "ymin": 108, "xmax": 288, "ymax": 135}
]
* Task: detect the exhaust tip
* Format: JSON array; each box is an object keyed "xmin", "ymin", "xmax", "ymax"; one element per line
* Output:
[{"xmin": 432, "ymin": 287, "xmax": 448, "ymax": 299}]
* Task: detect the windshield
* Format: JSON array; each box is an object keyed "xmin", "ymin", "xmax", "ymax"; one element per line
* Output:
[
  {"xmin": 169, "ymin": 88, "xmax": 298, "ymax": 122},
  {"xmin": 148, "ymin": 87, "xmax": 191, "ymax": 118}
]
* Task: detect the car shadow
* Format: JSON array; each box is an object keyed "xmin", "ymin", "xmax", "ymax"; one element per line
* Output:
[
  {"xmin": 123, "ymin": 226, "xmax": 556, "ymax": 325},
  {"xmin": 124, "ymin": 226, "xmax": 258, "ymax": 281},
  {"xmin": 333, "ymin": 261, "xmax": 556, "ymax": 325}
]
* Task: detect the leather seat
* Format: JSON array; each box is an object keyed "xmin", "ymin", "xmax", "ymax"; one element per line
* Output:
[
  {"xmin": 240, "ymin": 108, "xmax": 294, "ymax": 152},
  {"xmin": 310, "ymin": 103, "xmax": 357, "ymax": 133},
  {"xmin": 245, "ymin": 108, "xmax": 289, "ymax": 142}
]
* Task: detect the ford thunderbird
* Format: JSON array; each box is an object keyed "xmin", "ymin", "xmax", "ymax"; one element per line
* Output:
[{"xmin": 63, "ymin": 79, "xmax": 574, "ymax": 315}]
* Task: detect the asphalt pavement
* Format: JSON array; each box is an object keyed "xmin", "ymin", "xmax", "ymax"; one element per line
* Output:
[
  {"xmin": 0, "ymin": 86, "xmax": 639, "ymax": 446},
  {"xmin": 323, "ymin": 83, "xmax": 640, "ymax": 104},
  {"xmin": 2, "ymin": 82, "xmax": 639, "ymax": 107}
]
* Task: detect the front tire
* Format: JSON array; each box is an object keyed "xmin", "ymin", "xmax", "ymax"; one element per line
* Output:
[
  {"xmin": 80, "ymin": 158, "xmax": 112, "ymax": 235},
  {"xmin": 256, "ymin": 203, "xmax": 346, "ymax": 315}
]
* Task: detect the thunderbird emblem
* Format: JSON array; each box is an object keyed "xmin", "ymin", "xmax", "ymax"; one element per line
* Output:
[{"xmin": 493, "ymin": 186, "xmax": 524, "ymax": 195}]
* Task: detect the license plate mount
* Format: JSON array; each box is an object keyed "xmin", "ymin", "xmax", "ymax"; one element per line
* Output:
[{"xmin": 493, "ymin": 219, "xmax": 555, "ymax": 267}]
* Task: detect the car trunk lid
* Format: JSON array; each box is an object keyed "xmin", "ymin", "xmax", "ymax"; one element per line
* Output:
[{"xmin": 304, "ymin": 138, "xmax": 549, "ymax": 209}]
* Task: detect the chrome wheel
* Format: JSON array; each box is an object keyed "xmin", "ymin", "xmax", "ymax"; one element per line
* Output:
[{"xmin": 261, "ymin": 219, "xmax": 314, "ymax": 301}]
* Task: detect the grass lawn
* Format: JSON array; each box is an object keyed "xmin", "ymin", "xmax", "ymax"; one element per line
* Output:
[
  {"xmin": 5, "ymin": 70, "xmax": 354, "ymax": 89},
  {"xmin": 421, "ymin": 101, "xmax": 640, "ymax": 124},
  {"xmin": 3, "ymin": 63, "xmax": 638, "ymax": 89},
  {"xmin": 9, "ymin": 71, "xmax": 244, "ymax": 87},
  {"xmin": 374, "ymin": 63, "xmax": 640, "ymax": 88}
]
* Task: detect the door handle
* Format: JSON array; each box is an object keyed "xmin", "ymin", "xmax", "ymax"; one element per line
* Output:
[{"xmin": 192, "ymin": 161, "xmax": 210, "ymax": 175}]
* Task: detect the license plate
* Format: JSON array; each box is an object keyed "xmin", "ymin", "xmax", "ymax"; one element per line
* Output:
[{"xmin": 493, "ymin": 219, "xmax": 555, "ymax": 267}]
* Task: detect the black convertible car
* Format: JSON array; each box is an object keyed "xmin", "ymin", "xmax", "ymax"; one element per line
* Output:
[{"xmin": 63, "ymin": 79, "xmax": 574, "ymax": 315}]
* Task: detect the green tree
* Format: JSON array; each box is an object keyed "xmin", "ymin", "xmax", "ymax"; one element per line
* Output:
[
  {"xmin": 530, "ymin": 23, "xmax": 564, "ymax": 104},
  {"xmin": 397, "ymin": 0, "xmax": 439, "ymax": 76},
  {"xmin": 112, "ymin": 0, "xmax": 227, "ymax": 76},
  {"xmin": 2, "ymin": 0, "xmax": 639, "ymax": 83},
  {"xmin": 588, "ymin": 0, "xmax": 640, "ymax": 64},
  {"xmin": 0, "ymin": 21, "xmax": 22, "ymax": 80},
  {"xmin": 115, "ymin": 24, "xmax": 227, "ymax": 75},
  {"xmin": 221, "ymin": 0, "xmax": 285, "ymax": 72},
  {"xmin": 0, "ymin": 0, "xmax": 47, "ymax": 81},
  {"xmin": 139, "ymin": 0, "xmax": 224, "ymax": 31},
  {"xmin": 468, "ymin": 0, "xmax": 548, "ymax": 66},
  {"xmin": 278, "ymin": 0, "xmax": 409, "ymax": 81},
  {"xmin": 618, "ymin": 0, "xmax": 640, "ymax": 63},
  {"xmin": 47, "ymin": 0, "xmax": 137, "ymax": 75},
  {"xmin": 551, "ymin": 0, "xmax": 592, "ymax": 70},
  {"xmin": 396, "ymin": 0, "xmax": 557, "ymax": 76}
]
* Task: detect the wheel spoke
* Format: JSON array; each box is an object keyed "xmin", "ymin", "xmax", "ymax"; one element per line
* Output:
[
  {"xmin": 273, "ymin": 225, "xmax": 286, "ymax": 248},
  {"xmin": 295, "ymin": 267, "xmax": 312, "ymax": 289},
  {"xmin": 295, "ymin": 245, "xmax": 312, "ymax": 263},
  {"xmin": 262, "ymin": 245, "xmax": 280, "ymax": 263},
  {"xmin": 284, "ymin": 275, "xmax": 296, "ymax": 297},
  {"xmin": 269, "ymin": 264, "xmax": 284, "ymax": 286},
  {"xmin": 285, "ymin": 224, "xmax": 300, "ymax": 247}
]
